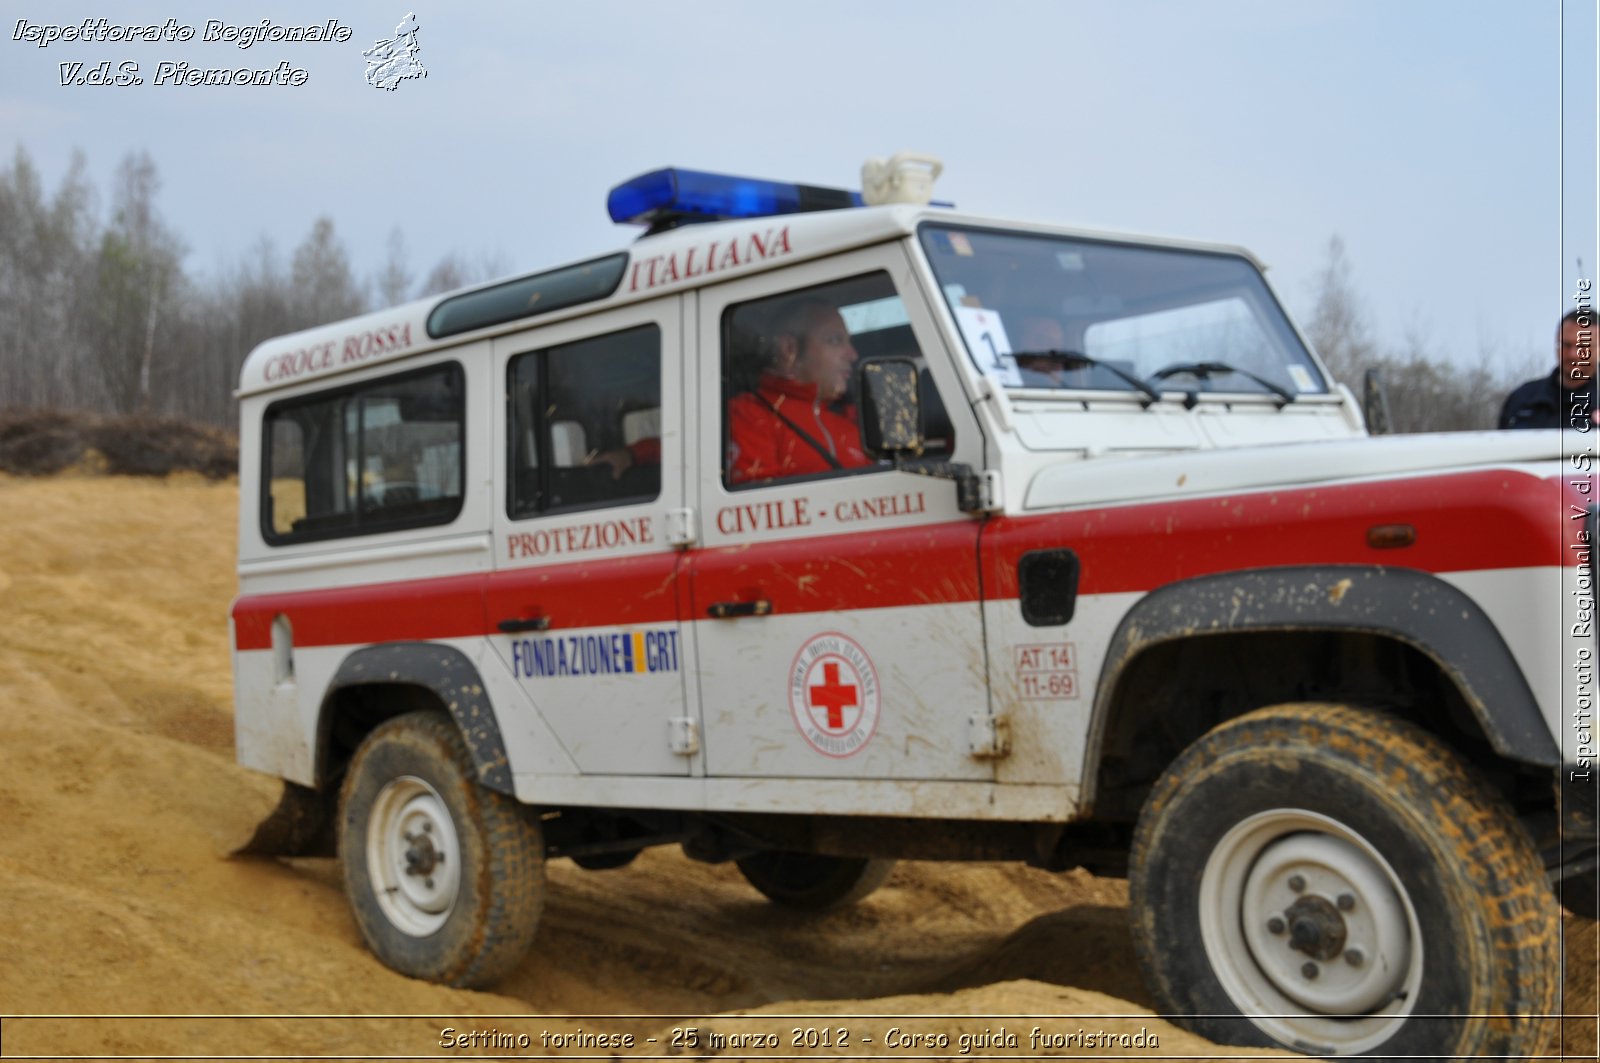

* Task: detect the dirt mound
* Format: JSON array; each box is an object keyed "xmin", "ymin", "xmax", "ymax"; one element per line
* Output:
[
  {"xmin": 0, "ymin": 474, "xmax": 1592, "ymax": 1060},
  {"xmin": 0, "ymin": 407, "xmax": 236, "ymax": 478}
]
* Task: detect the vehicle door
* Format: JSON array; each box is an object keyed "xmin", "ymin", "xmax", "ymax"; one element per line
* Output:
[
  {"xmin": 687, "ymin": 245, "xmax": 991, "ymax": 781},
  {"xmin": 485, "ymin": 299, "xmax": 692, "ymax": 775}
]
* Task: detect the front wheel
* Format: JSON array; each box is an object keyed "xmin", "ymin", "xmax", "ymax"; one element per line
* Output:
[
  {"xmin": 736, "ymin": 851, "xmax": 895, "ymax": 911},
  {"xmin": 1129, "ymin": 703, "xmax": 1557, "ymax": 1060},
  {"xmin": 339, "ymin": 710, "xmax": 545, "ymax": 987}
]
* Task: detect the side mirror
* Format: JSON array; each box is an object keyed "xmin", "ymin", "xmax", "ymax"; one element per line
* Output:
[
  {"xmin": 858, "ymin": 359, "xmax": 986, "ymax": 515},
  {"xmin": 859, "ymin": 359, "xmax": 923, "ymax": 455},
  {"xmin": 1363, "ymin": 367, "xmax": 1393, "ymax": 435}
]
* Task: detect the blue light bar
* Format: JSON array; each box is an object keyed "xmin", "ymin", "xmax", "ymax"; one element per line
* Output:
[{"xmin": 608, "ymin": 168, "xmax": 863, "ymax": 229}]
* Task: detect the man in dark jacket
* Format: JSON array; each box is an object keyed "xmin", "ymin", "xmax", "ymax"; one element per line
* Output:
[{"xmin": 1500, "ymin": 308, "xmax": 1595, "ymax": 430}]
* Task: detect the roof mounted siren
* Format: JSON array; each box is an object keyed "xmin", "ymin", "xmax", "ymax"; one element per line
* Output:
[
  {"xmin": 860, "ymin": 152, "xmax": 943, "ymax": 206},
  {"xmin": 608, "ymin": 168, "xmax": 862, "ymax": 236},
  {"xmin": 608, "ymin": 152, "xmax": 949, "ymax": 236}
]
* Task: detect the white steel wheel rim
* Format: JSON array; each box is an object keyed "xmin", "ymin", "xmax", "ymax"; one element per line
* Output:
[
  {"xmin": 1198, "ymin": 808, "xmax": 1424, "ymax": 1055},
  {"xmin": 366, "ymin": 775, "xmax": 462, "ymax": 937}
]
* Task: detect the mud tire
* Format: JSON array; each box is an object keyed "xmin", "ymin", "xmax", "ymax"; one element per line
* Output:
[
  {"xmin": 736, "ymin": 851, "xmax": 895, "ymax": 911},
  {"xmin": 339, "ymin": 709, "xmax": 544, "ymax": 987},
  {"xmin": 1129, "ymin": 703, "xmax": 1557, "ymax": 1061}
]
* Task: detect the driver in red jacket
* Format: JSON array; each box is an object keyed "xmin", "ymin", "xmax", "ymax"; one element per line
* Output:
[{"xmin": 727, "ymin": 296, "xmax": 875, "ymax": 485}]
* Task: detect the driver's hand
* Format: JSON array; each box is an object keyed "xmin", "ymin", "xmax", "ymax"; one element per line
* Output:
[{"xmin": 587, "ymin": 447, "xmax": 633, "ymax": 479}]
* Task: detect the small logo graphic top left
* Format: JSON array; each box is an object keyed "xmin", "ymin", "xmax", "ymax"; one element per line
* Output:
[{"xmin": 364, "ymin": 12, "xmax": 426, "ymax": 91}]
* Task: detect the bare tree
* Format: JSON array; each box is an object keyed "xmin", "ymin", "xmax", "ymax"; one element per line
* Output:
[
  {"xmin": 1301, "ymin": 235, "xmax": 1535, "ymax": 433},
  {"xmin": 375, "ymin": 227, "xmax": 413, "ymax": 308},
  {"xmin": 417, "ymin": 251, "xmax": 471, "ymax": 297},
  {"xmin": 0, "ymin": 147, "xmax": 98, "ymax": 411},
  {"xmin": 416, "ymin": 249, "xmax": 509, "ymax": 297},
  {"xmin": 290, "ymin": 217, "xmax": 367, "ymax": 327},
  {"xmin": 85, "ymin": 151, "xmax": 186, "ymax": 413},
  {"xmin": 179, "ymin": 237, "xmax": 297, "ymax": 427},
  {"xmin": 1301, "ymin": 236, "xmax": 1377, "ymax": 387},
  {"xmin": 1371, "ymin": 337, "xmax": 1503, "ymax": 433}
]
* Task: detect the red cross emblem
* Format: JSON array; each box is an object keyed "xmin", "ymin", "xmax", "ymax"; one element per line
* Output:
[
  {"xmin": 808, "ymin": 661, "xmax": 858, "ymax": 730},
  {"xmin": 788, "ymin": 633, "xmax": 881, "ymax": 758}
]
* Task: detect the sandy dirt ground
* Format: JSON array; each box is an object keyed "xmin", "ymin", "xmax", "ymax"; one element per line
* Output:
[{"xmin": 0, "ymin": 473, "xmax": 1594, "ymax": 1061}]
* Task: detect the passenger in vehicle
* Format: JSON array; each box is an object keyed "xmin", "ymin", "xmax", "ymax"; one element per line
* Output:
[
  {"xmin": 1013, "ymin": 315, "xmax": 1081, "ymax": 388},
  {"xmin": 726, "ymin": 296, "xmax": 874, "ymax": 484},
  {"xmin": 587, "ymin": 434, "xmax": 657, "ymax": 479}
]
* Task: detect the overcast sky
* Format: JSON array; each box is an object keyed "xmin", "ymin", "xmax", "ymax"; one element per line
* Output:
[{"xmin": 3, "ymin": 1, "xmax": 1595, "ymax": 379}]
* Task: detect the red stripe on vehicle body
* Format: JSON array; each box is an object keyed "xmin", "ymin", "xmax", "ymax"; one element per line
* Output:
[
  {"xmin": 234, "ymin": 469, "xmax": 1564, "ymax": 652},
  {"xmin": 985, "ymin": 467, "xmax": 1565, "ymax": 598},
  {"xmin": 234, "ymin": 572, "xmax": 489, "ymax": 652},
  {"xmin": 234, "ymin": 553, "xmax": 685, "ymax": 651}
]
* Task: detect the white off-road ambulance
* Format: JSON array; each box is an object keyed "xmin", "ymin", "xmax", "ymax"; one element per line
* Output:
[{"xmin": 232, "ymin": 155, "xmax": 1594, "ymax": 1060}]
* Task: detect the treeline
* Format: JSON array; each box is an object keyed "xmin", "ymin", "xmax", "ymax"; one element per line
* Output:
[
  {"xmin": 1300, "ymin": 237, "xmax": 1541, "ymax": 432},
  {"xmin": 0, "ymin": 145, "xmax": 1542, "ymax": 433},
  {"xmin": 0, "ymin": 145, "xmax": 501, "ymax": 428}
]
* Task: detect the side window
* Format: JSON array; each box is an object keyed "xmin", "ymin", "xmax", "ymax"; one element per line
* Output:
[
  {"xmin": 508, "ymin": 324, "xmax": 661, "ymax": 516},
  {"xmin": 721, "ymin": 271, "xmax": 949, "ymax": 488},
  {"xmin": 262, "ymin": 362, "xmax": 465, "ymax": 543}
]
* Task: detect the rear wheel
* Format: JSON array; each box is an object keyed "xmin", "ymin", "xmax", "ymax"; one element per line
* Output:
[
  {"xmin": 1129, "ymin": 703, "xmax": 1557, "ymax": 1060},
  {"xmin": 339, "ymin": 710, "xmax": 544, "ymax": 987},
  {"xmin": 736, "ymin": 851, "xmax": 895, "ymax": 911}
]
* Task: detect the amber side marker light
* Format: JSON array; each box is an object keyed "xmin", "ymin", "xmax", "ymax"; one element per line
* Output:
[{"xmin": 1367, "ymin": 523, "xmax": 1417, "ymax": 549}]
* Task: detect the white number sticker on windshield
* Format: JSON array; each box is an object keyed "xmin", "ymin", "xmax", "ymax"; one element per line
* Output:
[{"xmin": 953, "ymin": 306, "xmax": 1022, "ymax": 387}]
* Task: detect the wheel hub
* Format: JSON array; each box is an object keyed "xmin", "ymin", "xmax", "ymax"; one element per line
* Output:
[
  {"xmin": 1284, "ymin": 895, "xmax": 1347, "ymax": 961},
  {"xmin": 405, "ymin": 828, "xmax": 440, "ymax": 877},
  {"xmin": 1198, "ymin": 808, "xmax": 1425, "ymax": 1055},
  {"xmin": 1238, "ymin": 829, "xmax": 1412, "ymax": 1015},
  {"xmin": 366, "ymin": 775, "xmax": 462, "ymax": 937}
]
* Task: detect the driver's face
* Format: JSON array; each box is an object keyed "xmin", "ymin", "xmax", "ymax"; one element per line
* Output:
[
  {"xmin": 792, "ymin": 309, "xmax": 859, "ymax": 401},
  {"xmin": 1020, "ymin": 317, "xmax": 1065, "ymax": 350},
  {"xmin": 1015, "ymin": 317, "xmax": 1068, "ymax": 377}
]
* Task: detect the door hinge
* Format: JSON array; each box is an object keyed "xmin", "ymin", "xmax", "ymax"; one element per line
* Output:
[
  {"xmin": 669, "ymin": 716, "xmax": 700, "ymax": 755},
  {"xmin": 666, "ymin": 507, "xmax": 696, "ymax": 547},
  {"xmin": 979, "ymin": 469, "xmax": 1004, "ymax": 512},
  {"xmin": 968, "ymin": 713, "xmax": 1011, "ymax": 759}
]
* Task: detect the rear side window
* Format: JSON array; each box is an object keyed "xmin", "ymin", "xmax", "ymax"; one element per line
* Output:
[
  {"xmin": 262, "ymin": 363, "xmax": 465, "ymax": 544},
  {"xmin": 507, "ymin": 324, "xmax": 661, "ymax": 517}
]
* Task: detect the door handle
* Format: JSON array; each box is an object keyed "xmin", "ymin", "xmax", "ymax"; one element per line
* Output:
[
  {"xmin": 497, "ymin": 616, "xmax": 551, "ymax": 633},
  {"xmin": 707, "ymin": 600, "xmax": 773, "ymax": 619}
]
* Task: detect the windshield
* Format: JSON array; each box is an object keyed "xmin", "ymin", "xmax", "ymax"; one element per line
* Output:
[{"xmin": 918, "ymin": 224, "xmax": 1327, "ymax": 398}]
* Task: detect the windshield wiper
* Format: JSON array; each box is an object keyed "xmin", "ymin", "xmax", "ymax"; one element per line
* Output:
[
  {"xmin": 1012, "ymin": 349, "xmax": 1161, "ymax": 406},
  {"xmin": 1148, "ymin": 361, "xmax": 1296, "ymax": 408}
]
